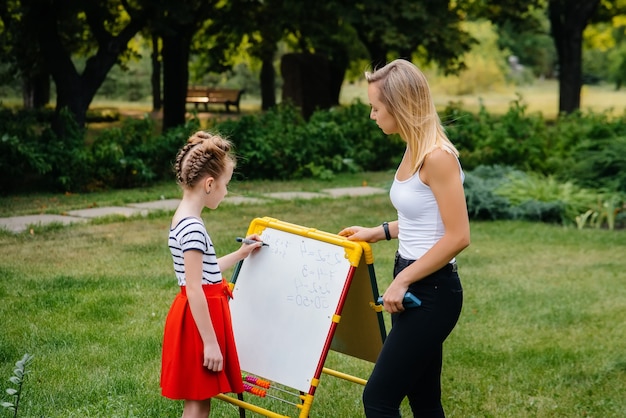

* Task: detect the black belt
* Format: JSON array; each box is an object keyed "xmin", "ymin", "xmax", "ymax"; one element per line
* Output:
[{"xmin": 395, "ymin": 252, "xmax": 458, "ymax": 273}]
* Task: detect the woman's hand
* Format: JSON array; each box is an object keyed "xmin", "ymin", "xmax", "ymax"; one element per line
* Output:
[
  {"xmin": 338, "ymin": 226, "xmax": 380, "ymax": 243},
  {"xmin": 379, "ymin": 278, "xmax": 409, "ymax": 314}
]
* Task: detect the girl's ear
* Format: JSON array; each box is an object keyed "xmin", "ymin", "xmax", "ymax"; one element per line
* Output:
[{"xmin": 204, "ymin": 177, "xmax": 214, "ymax": 194}]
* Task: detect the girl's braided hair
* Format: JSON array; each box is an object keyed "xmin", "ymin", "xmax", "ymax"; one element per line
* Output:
[{"xmin": 174, "ymin": 131, "xmax": 235, "ymax": 188}]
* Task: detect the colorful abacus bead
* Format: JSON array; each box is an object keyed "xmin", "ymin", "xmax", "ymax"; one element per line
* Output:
[
  {"xmin": 244, "ymin": 375, "xmax": 271, "ymax": 388},
  {"xmin": 243, "ymin": 383, "xmax": 267, "ymax": 397}
]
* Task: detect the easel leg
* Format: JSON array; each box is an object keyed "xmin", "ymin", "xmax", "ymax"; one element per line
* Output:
[{"xmin": 237, "ymin": 393, "xmax": 246, "ymax": 417}]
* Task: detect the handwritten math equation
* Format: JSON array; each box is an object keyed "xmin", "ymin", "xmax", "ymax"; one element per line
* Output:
[{"xmin": 258, "ymin": 235, "xmax": 345, "ymax": 311}]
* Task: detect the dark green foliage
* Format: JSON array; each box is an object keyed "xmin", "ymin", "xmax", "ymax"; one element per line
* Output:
[
  {"xmin": 0, "ymin": 107, "xmax": 91, "ymax": 193},
  {"xmin": 1, "ymin": 99, "xmax": 626, "ymax": 207},
  {"xmin": 445, "ymin": 100, "xmax": 626, "ymax": 196},
  {"xmin": 320, "ymin": 101, "xmax": 404, "ymax": 172},
  {"xmin": 91, "ymin": 117, "xmax": 199, "ymax": 189},
  {"xmin": 444, "ymin": 98, "xmax": 549, "ymax": 172},
  {"xmin": 568, "ymin": 136, "xmax": 626, "ymax": 193},
  {"xmin": 218, "ymin": 104, "xmax": 308, "ymax": 180},
  {"xmin": 218, "ymin": 102, "xmax": 403, "ymax": 181},
  {"xmin": 143, "ymin": 120, "xmax": 201, "ymax": 182},
  {"xmin": 463, "ymin": 165, "xmax": 516, "ymax": 220},
  {"xmin": 0, "ymin": 106, "xmax": 198, "ymax": 193},
  {"xmin": 39, "ymin": 109, "xmax": 92, "ymax": 192},
  {"xmin": 463, "ymin": 165, "xmax": 621, "ymax": 228},
  {"xmin": 0, "ymin": 108, "xmax": 51, "ymax": 194},
  {"xmin": 90, "ymin": 117, "xmax": 157, "ymax": 189}
]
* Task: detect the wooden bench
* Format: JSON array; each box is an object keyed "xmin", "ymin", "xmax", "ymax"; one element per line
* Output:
[{"xmin": 186, "ymin": 87, "xmax": 245, "ymax": 113}]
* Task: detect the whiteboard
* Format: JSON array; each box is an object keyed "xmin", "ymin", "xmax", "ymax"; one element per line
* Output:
[{"xmin": 229, "ymin": 225, "xmax": 355, "ymax": 392}]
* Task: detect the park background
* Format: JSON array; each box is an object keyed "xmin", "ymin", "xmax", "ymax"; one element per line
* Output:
[{"xmin": 1, "ymin": 0, "xmax": 626, "ymax": 417}]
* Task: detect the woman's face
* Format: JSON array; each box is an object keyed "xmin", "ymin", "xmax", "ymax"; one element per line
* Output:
[{"xmin": 368, "ymin": 82, "xmax": 398, "ymax": 135}]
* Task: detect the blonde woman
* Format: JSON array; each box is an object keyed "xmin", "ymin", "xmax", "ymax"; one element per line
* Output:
[{"xmin": 339, "ymin": 59, "xmax": 470, "ymax": 417}]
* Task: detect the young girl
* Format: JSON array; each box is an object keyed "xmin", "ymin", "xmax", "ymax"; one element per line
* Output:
[
  {"xmin": 161, "ymin": 131, "xmax": 262, "ymax": 417},
  {"xmin": 339, "ymin": 59, "xmax": 470, "ymax": 417}
]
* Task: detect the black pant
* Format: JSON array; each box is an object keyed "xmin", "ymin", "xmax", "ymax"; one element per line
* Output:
[{"xmin": 363, "ymin": 253, "xmax": 463, "ymax": 417}]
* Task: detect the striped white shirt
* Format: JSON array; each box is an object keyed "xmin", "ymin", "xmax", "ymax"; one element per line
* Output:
[{"xmin": 168, "ymin": 217, "xmax": 222, "ymax": 286}]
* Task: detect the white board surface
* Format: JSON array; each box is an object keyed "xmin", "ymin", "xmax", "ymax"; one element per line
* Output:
[{"xmin": 229, "ymin": 226, "xmax": 353, "ymax": 392}]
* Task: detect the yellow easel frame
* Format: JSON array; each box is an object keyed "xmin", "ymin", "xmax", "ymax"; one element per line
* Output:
[{"xmin": 217, "ymin": 217, "xmax": 385, "ymax": 417}]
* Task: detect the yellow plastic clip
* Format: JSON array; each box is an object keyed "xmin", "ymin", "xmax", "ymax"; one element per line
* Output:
[{"xmin": 369, "ymin": 301, "xmax": 383, "ymax": 312}]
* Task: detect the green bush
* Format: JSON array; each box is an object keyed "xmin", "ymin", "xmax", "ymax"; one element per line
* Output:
[
  {"xmin": 90, "ymin": 117, "xmax": 156, "ymax": 189},
  {"xmin": 548, "ymin": 110, "xmax": 626, "ymax": 186},
  {"xmin": 217, "ymin": 102, "xmax": 403, "ymax": 181},
  {"xmin": 462, "ymin": 165, "xmax": 623, "ymax": 228},
  {"xmin": 39, "ymin": 109, "xmax": 93, "ymax": 192},
  {"xmin": 463, "ymin": 165, "xmax": 516, "ymax": 220},
  {"xmin": 319, "ymin": 101, "xmax": 404, "ymax": 171},
  {"xmin": 568, "ymin": 136, "xmax": 626, "ymax": 193},
  {"xmin": 0, "ymin": 107, "xmax": 92, "ymax": 193},
  {"xmin": 91, "ymin": 116, "xmax": 199, "ymax": 189},
  {"xmin": 2, "ymin": 99, "xmax": 626, "ymax": 207},
  {"xmin": 140, "ymin": 119, "xmax": 200, "ymax": 182},
  {"xmin": 444, "ymin": 98, "xmax": 549, "ymax": 172},
  {"xmin": 216, "ymin": 104, "xmax": 307, "ymax": 180},
  {"xmin": 445, "ymin": 100, "xmax": 626, "ymax": 198},
  {"xmin": 0, "ymin": 109, "xmax": 51, "ymax": 194},
  {"xmin": 494, "ymin": 170, "xmax": 600, "ymax": 224}
]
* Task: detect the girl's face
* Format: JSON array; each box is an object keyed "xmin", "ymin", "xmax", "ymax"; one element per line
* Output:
[
  {"xmin": 204, "ymin": 162, "xmax": 234, "ymax": 210},
  {"xmin": 368, "ymin": 82, "xmax": 398, "ymax": 135}
]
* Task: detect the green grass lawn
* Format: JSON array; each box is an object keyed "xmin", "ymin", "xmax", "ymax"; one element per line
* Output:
[{"xmin": 1, "ymin": 181, "xmax": 625, "ymax": 417}]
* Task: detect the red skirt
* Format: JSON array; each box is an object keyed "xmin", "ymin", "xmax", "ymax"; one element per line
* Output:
[{"xmin": 161, "ymin": 280, "xmax": 244, "ymax": 400}]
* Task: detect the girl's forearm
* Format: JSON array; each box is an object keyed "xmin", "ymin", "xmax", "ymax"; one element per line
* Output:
[{"xmin": 186, "ymin": 285, "xmax": 218, "ymax": 345}]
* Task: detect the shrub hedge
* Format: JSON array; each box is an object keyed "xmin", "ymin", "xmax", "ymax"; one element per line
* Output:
[{"xmin": 0, "ymin": 100, "xmax": 624, "ymax": 228}]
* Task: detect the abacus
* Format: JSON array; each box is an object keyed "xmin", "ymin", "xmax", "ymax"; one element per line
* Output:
[{"xmin": 241, "ymin": 373, "xmax": 307, "ymax": 408}]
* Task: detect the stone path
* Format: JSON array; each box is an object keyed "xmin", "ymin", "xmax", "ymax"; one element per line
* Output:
[{"xmin": 0, "ymin": 186, "xmax": 387, "ymax": 234}]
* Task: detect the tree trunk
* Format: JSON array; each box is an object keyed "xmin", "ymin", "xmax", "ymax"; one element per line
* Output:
[
  {"xmin": 281, "ymin": 53, "xmax": 331, "ymax": 120},
  {"xmin": 328, "ymin": 53, "xmax": 349, "ymax": 106},
  {"xmin": 260, "ymin": 55, "xmax": 276, "ymax": 111},
  {"xmin": 33, "ymin": 0, "xmax": 146, "ymax": 133},
  {"xmin": 151, "ymin": 33, "xmax": 162, "ymax": 112},
  {"xmin": 161, "ymin": 29, "xmax": 192, "ymax": 131},
  {"xmin": 548, "ymin": 0, "xmax": 601, "ymax": 114},
  {"xmin": 35, "ymin": 4, "xmax": 90, "ymax": 129},
  {"xmin": 370, "ymin": 46, "xmax": 389, "ymax": 70},
  {"xmin": 22, "ymin": 72, "xmax": 50, "ymax": 109}
]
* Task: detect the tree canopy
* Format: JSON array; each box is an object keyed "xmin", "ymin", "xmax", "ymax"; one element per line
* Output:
[{"xmin": 1, "ymin": 0, "xmax": 626, "ymax": 133}]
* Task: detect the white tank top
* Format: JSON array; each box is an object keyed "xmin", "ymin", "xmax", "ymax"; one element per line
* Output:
[{"xmin": 389, "ymin": 159, "xmax": 464, "ymax": 262}]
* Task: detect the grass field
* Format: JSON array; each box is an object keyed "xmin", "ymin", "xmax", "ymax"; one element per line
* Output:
[{"xmin": 1, "ymin": 177, "xmax": 625, "ymax": 417}]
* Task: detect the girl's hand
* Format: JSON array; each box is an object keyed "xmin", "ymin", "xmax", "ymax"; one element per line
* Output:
[
  {"xmin": 238, "ymin": 234, "xmax": 264, "ymax": 257},
  {"xmin": 203, "ymin": 341, "xmax": 224, "ymax": 372},
  {"xmin": 338, "ymin": 226, "xmax": 379, "ymax": 243}
]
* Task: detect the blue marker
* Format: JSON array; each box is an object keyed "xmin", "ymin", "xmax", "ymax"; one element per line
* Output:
[
  {"xmin": 377, "ymin": 291, "xmax": 422, "ymax": 309},
  {"xmin": 236, "ymin": 237, "xmax": 269, "ymax": 247}
]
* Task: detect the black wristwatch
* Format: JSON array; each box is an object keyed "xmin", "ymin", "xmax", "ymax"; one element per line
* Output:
[{"xmin": 382, "ymin": 222, "xmax": 391, "ymax": 241}]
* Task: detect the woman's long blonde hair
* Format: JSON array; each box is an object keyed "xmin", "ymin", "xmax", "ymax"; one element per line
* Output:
[{"xmin": 365, "ymin": 59, "xmax": 458, "ymax": 174}]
